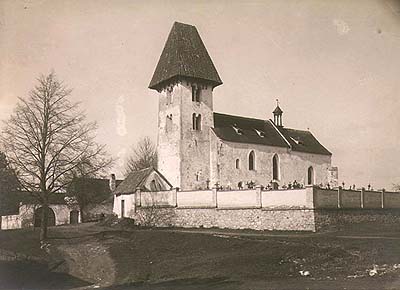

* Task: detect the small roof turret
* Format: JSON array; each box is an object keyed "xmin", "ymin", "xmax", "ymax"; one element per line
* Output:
[
  {"xmin": 273, "ymin": 99, "xmax": 283, "ymax": 127},
  {"xmin": 149, "ymin": 22, "xmax": 223, "ymax": 91}
]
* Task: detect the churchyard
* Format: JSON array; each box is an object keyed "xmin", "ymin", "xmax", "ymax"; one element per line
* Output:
[{"xmin": 1, "ymin": 221, "xmax": 400, "ymax": 290}]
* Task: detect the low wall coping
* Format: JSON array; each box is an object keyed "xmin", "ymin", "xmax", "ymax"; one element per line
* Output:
[
  {"xmin": 216, "ymin": 206, "xmax": 262, "ymax": 210},
  {"xmin": 177, "ymin": 206, "xmax": 216, "ymax": 209}
]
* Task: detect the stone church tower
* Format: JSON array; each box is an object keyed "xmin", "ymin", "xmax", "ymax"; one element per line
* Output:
[{"xmin": 149, "ymin": 22, "xmax": 222, "ymax": 190}]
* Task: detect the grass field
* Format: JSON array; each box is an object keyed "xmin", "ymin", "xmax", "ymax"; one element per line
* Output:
[{"xmin": 1, "ymin": 222, "xmax": 400, "ymax": 289}]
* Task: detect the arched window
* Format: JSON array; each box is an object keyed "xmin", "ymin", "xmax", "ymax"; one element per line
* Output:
[
  {"xmin": 235, "ymin": 159, "xmax": 240, "ymax": 169},
  {"xmin": 192, "ymin": 113, "xmax": 201, "ymax": 130},
  {"xmin": 272, "ymin": 154, "xmax": 280, "ymax": 180},
  {"xmin": 307, "ymin": 166, "xmax": 314, "ymax": 185},
  {"xmin": 248, "ymin": 151, "xmax": 255, "ymax": 170}
]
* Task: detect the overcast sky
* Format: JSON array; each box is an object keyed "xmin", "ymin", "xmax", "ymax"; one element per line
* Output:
[{"xmin": 1, "ymin": 0, "xmax": 400, "ymax": 189}]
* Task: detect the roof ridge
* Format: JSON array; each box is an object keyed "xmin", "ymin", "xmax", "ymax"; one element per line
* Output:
[
  {"xmin": 214, "ymin": 112, "xmax": 267, "ymax": 123},
  {"xmin": 281, "ymin": 127, "xmax": 311, "ymax": 134}
]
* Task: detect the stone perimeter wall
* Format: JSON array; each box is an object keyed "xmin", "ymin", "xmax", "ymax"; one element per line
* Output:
[
  {"xmin": 114, "ymin": 186, "xmax": 400, "ymax": 232},
  {"xmin": 135, "ymin": 207, "xmax": 316, "ymax": 231},
  {"xmin": 314, "ymin": 209, "xmax": 400, "ymax": 231}
]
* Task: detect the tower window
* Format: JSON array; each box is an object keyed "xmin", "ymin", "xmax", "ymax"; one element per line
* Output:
[
  {"xmin": 272, "ymin": 154, "xmax": 280, "ymax": 180},
  {"xmin": 192, "ymin": 113, "xmax": 202, "ymax": 130},
  {"xmin": 166, "ymin": 86, "xmax": 173, "ymax": 105},
  {"xmin": 166, "ymin": 114, "xmax": 173, "ymax": 132},
  {"xmin": 192, "ymin": 85, "xmax": 201, "ymax": 102},
  {"xmin": 248, "ymin": 151, "xmax": 255, "ymax": 171},
  {"xmin": 235, "ymin": 159, "xmax": 240, "ymax": 169}
]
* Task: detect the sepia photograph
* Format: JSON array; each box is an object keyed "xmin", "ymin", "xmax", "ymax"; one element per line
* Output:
[{"xmin": 1, "ymin": 0, "xmax": 400, "ymax": 289}]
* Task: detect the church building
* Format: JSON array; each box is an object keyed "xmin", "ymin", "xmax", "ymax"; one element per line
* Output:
[{"xmin": 149, "ymin": 22, "xmax": 337, "ymax": 191}]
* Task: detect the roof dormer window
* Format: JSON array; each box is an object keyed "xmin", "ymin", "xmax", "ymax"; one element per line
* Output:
[
  {"xmin": 232, "ymin": 124, "xmax": 243, "ymax": 135},
  {"xmin": 254, "ymin": 129, "xmax": 265, "ymax": 138},
  {"xmin": 290, "ymin": 136, "xmax": 302, "ymax": 145}
]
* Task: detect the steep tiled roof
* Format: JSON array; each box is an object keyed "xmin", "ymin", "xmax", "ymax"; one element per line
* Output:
[
  {"xmin": 213, "ymin": 113, "xmax": 289, "ymax": 148},
  {"xmin": 213, "ymin": 112, "xmax": 331, "ymax": 156},
  {"xmin": 115, "ymin": 167, "xmax": 172, "ymax": 195},
  {"xmin": 277, "ymin": 127, "xmax": 332, "ymax": 156},
  {"xmin": 149, "ymin": 22, "xmax": 222, "ymax": 90}
]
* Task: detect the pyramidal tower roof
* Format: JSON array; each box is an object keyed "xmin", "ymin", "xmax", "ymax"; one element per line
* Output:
[{"xmin": 149, "ymin": 22, "xmax": 223, "ymax": 90}]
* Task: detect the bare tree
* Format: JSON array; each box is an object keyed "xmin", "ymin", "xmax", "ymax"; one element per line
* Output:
[
  {"xmin": 125, "ymin": 136, "xmax": 157, "ymax": 176},
  {"xmin": 1, "ymin": 72, "xmax": 112, "ymax": 240}
]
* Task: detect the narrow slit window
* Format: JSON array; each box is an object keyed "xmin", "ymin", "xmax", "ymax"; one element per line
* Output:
[{"xmin": 235, "ymin": 159, "xmax": 240, "ymax": 169}]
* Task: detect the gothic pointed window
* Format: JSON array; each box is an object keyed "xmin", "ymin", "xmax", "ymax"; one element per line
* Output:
[
  {"xmin": 272, "ymin": 154, "xmax": 280, "ymax": 180},
  {"xmin": 249, "ymin": 151, "xmax": 255, "ymax": 171}
]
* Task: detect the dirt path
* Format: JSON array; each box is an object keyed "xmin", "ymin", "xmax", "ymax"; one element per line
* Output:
[{"xmin": 161, "ymin": 227, "xmax": 400, "ymax": 241}]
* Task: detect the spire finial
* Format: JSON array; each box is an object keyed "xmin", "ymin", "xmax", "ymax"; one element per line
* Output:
[{"xmin": 276, "ymin": 98, "xmax": 279, "ymax": 107}]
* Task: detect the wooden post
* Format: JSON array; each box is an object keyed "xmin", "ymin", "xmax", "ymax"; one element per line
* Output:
[{"xmin": 381, "ymin": 189, "xmax": 385, "ymax": 209}]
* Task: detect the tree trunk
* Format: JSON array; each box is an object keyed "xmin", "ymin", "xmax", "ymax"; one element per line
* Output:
[{"xmin": 40, "ymin": 204, "xmax": 49, "ymax": 241}]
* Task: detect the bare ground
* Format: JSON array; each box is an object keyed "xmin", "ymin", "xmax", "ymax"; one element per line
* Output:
[{"xmin": 1, "ymin": 222, "xmax": 400, "ymax": 289}]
